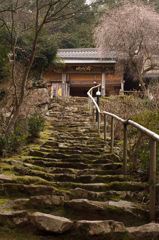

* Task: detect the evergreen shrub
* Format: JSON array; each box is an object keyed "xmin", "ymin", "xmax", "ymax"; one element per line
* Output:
[
  {"xmin": 28, "ymin": 112, "xmax": 45, "ymax": 138},
  {"xmin": 0, "ymin": 125, "xmax": 27, "ymax": 157}
]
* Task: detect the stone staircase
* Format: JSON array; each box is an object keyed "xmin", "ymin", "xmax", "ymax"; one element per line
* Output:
[{"xmin": 0, "ymin": 97, "xmax": 158, "ymax": 240}]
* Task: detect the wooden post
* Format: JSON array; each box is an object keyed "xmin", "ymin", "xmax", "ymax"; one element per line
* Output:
[
  {"xmin": 104, "ymin": 114, "xmax": 107, "ymax": 142},
  {"xmin": 89, "ymin": 90, "xmax": 92, "ymax": 114},
  {"xmin": 101, "ymin": 72, "xmax": 105, "ymax": 97},
  {"xmin": 98, "ymin": 113, "xmax": 100, "ymax": 135},
  {"xmin": 110, "ymin": 117, "xmax": 114, "ymax": 153},
  {"xmin": 123, "ymin": 124, "xmax": 127, "ymax": 175},
  {"xmin": 88, "ymin": 97, "xmax": 91, "ymax": 111},
  {"xmin": 62, "ymin": 72, "xmax": 66, "ymax": 96},
  {"xmin": 150, "ymin": 138, "xmax": 156, "ymax": 221},
  {"xmin": 93, "ymin": 106, "xmax": 95, "ymax": 122}
]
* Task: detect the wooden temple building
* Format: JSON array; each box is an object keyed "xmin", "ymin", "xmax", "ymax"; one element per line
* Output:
[{"xmin": 44, "ymin": 48, "xmax": 124, "ymax": 97}]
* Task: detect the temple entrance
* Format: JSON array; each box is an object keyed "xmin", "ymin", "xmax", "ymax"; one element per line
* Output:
[{"xmin": 44, "ymin": 49, "xmax": 124, "ymax": 97}]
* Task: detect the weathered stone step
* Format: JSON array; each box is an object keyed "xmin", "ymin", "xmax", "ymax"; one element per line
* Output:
[
  {"xmin": 42, "ymin": 142, "xmax": 107, "ymax": 151},
  {"xmin": 54, "ymin": 181, "xmax": 148, "ymax": 192},
  {"xmin": 45, "ymin": 167, "xmax": 122, "ymax": 175},
  {"xmin": 57, "ymin": 118, "xmax": 88, "ymax": 123},
  {"xmin": 13, "ymin": 164, "xmax": 128, "ymax": 183},
  {"xmin": 29, "ymin": 151, "xmax": 114, "ymax": 161},
  {"xmin": 0, "ymin": 183, "xmax": 56, "ymax": 197},
  {"xmin": 47, "ymin": 153, "xmax": 113, "ymax": 160},
  {"xmin": 52, "ymin": 123, "xmax": 85, "ymax": 127},
  {"xmin": 54, "ymin": 174, "xmax": 131, "ymax": 183},
  {"xmin": 34, "ymin": 157, "xmax": 113, "ymax": 164},
  {"xmin": 55, "ymin": 136, "xmax": 90, "ymax": 140},
  {"xmin": 41, "ymin": 148, "xmax": 103, "ymax": 155},
  {"xmin": 70, "ymin": 188, "xmax": 141, "ymax": 201},
  {"xmin": 44, "ymin": 140, "xmax": 106, "ymax": 148},
  {"xmin": 64, "ymin": 199, "xmax": 148, "ymax": 227},
  {"xmin": 29, "ymin": 150, "xmax": 120, "ymax": 162},
  {"xmin": 14, "ymin": 166, "xmax": 130, "ymax": 183},
  {"xmin": 26, "ymin": 160, "xmax": 121, "ymax": 170}
]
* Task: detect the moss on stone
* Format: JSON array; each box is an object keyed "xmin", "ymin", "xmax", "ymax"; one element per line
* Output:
[
  {"xmin": 0, "ymin": 198, "xmax": 10, "ymax": 207},
  {"xmin": 12, "ymin": 176, "xmax": 53, "ymax": 186},
  {"xmin": 25, "ymin": 165, "xmax": 45, "ymax": 172}
]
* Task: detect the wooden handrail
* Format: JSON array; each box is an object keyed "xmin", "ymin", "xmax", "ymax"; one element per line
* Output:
[
  {"xmin": 87, "ymin": 84, "xmax": 101, "ymax": 113},
  {"xmin": 87, "ymin": 86, "xmax": 159, "ymax": 221}
]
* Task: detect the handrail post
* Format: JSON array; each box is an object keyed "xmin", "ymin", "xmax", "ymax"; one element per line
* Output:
[
  {"xmin": 150, "ymin": 138, "xmax": 156, "ymax": 221},
  {"xmin": 89, "ymin": 90, "xmax": 92, "ymax": 114},
  {"xmin": 98, "ymin": 112, "xmax": 100, "ymax": 135},
  {"xmin": 123, "ymin": 123, "xmax": 127, "ymax": 175},
  {"xmin": 88, "ymin": 98, "xmax": 90, "ymax": 111},
  {"xmin": 93, "ymin": 106, "xmax": 95, "ymax": 122},
  {"xmin": 110, "ymin": 117, "xmax": 114, "ymax": 153},
  {"xmin": 104, "ymin": 114, "xmax": 107, "ymax": 142}
]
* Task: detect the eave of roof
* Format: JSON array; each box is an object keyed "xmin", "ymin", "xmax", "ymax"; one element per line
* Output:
[
  {"xmin": 57, "ymin": 48, "xmax": 116, "ymax": 63},
  {"xmin": 63, "ymin": 60, "xmax": 116, "ymax": 64}
]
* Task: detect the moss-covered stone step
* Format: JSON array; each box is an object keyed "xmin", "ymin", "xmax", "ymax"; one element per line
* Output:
[
  {"xmin": 46, "ymin": 153, "xmax": 114, "ymax": 160},
  {"xmin": 26, "ymin": 161, "xmax": 121, "ymax": 170},
  {"xmin": 64, "ymin": 199, "xmax": 148, "ymax": 227},
  {"xmin": 52, "ymin": 123, "xmax": 85, "ymax": 128},
  {"xmin": 42, "ymin": 145, "xmax": 109, "ymax": 154},
  {"xmin": 70, "ymin": 188, "xmax": 142, "ymax": 202},
  {"xmin": 62, "ymin": 159, "xmax": 113, "ymax": 165},
  {"xmin": 47, "ymin": 139, "xmax": 106, "ymax": 146},
  {"xmin": 14, "ymin": 166, "xmax": 131, "ymax": 183},
  {"xmin": 0, "ymin": 183, "xmax": 56, "ymax": 197},
  {"xmin": 54, "ymin": 181, "xmax": 148, "ymax": 192},
  {"xmin": 42, "ymin": 148, "xmax": 102, "ymax": 155},
  {"xmin": 29, "ymin": 150, "xmax": 112, "ymax": 160},
  {"xmin": 37, "ymin": 157, "xmax": 113, "ymax": 164},
  {"xmin": 52, "ymin": 174, "xmax": 132, "ymax": 184},
  {"xmin": 45, "ymin": 167, "xmax": 122, "ymax": 175},
  {"xmin": 55, "ymin": 136, "xmax": 90, "ymax": 140},
  {"xmin": 41, "ymin": 145, "xmax": 107, "ymax": 152}
]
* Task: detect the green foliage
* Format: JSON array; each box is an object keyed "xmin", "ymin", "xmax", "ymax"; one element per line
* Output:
[
  {"xmin": 0, "ymin": 113, "xmax": 45, "ymax": 156},
  {"xmin": 28, "ymin": 112, "xmax": 45, "ymax": 138},
  {"xmin": 54, "ymin": 0, "xmax": 95, "ymax": 48},
  {"xmin": 128, "ymin": 111, "xmax": 159, "ymax": 175},
  {"xmin": 0, "ymin": 125, "xmax": 27, "ymax": 157},
  {"xmin": 16, "ymin": 29, "xmax": 58, "ymax": 78}
]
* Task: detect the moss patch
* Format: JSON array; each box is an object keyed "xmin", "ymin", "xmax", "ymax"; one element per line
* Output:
[{"xmin": 12, "ymin": 176, "xmax": 54, "ymax": 186}]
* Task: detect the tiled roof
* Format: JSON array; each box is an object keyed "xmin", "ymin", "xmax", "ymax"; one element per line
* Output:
[{"xmin": 58, "ymin": 48, "xmax": 116, "ymax": 60}]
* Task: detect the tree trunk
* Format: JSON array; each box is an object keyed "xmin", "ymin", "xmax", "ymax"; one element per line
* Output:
[{"xmin": 5, "ymin": 29, "xmax": 41, "ymax": 133}]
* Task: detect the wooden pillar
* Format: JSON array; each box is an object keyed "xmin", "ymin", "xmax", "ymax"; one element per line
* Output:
[
  {"xmin": 104, "ymin": 114, "xmax": 107, "ymax": 142},
  {"xmin": 62, "ymin": 72, "xmax": 66, "ymax": 96},
  {"xmin": 94, "ymin": 75, "xmax": 96, "ymax": 86},
  {"xmin": 101, "ymin": 72, "xmax": 105, "ymax": 97},
  {"xmin": 98, "ymin": 113, "xmax": 100, "ymax": 135},
  {"xmin": 110, "ymin": 117, "xmax": 114, "ymax": 153},
  {"xmin": 150, "ymin": 138, "xmax": 156, "ymax": 221},
  {"xmin": 123, "ymin": 124, "xmax": 127, "ymax": 175},
  {"xmin": 68, "ymin": 83, "xmax": 70, "ymax": 96},
  {"xmin": 120, "ymin": 71, "xmax": 124, "ymax": 95},
  {"xmin": 51, "ymin": 84, "xmax": 53, "ymax": 99}
]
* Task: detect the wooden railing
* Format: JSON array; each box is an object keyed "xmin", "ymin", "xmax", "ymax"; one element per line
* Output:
[{"xmin": 87, "ymin": 84, "xmax": 159, "ymax": 221}]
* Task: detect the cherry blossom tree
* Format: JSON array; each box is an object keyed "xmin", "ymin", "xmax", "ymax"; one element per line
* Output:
[{"xmin": 94, "ymin": 0, "xmax": 159, "ymax": 95}]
